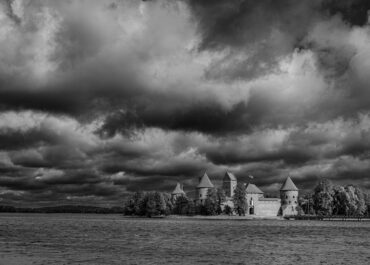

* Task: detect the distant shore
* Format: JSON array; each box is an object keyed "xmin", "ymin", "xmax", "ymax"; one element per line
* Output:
[
  {"xmin": 122, "ymin": 214, "xmax": 370, "ymax": 221},
  {"xmin": 168, "ymin": 215, "xmax": 283, "ymax": 220},
  {"xmin": 0, "ymin": 205, "xmax": 124, "ymax": 214},
  {"xmin": 123, "ymin": 214, "xmax": 284, "ymax": 220}
]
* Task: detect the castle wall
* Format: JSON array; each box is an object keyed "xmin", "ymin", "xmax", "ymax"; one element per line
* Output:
[{"xmin": 256, "ymin": 199, "xmax": 281, "ymax": 216}]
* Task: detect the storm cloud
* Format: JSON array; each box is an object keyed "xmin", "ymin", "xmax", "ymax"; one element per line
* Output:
[{"xmin": 0, "ymin": 0, "xmax": 370, "ymax": 206}]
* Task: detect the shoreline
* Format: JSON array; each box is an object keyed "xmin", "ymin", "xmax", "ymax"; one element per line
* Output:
[{"xmin": 123, "ymin": 214, "xmax": 284, "ymax": 220}]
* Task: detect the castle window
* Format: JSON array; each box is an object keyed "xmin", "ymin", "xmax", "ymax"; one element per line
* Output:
[
  {"xmin": 285, "ymin": 195, "xmax": 288, "ymax": 199},
  {"xmin": 289, "ymin": 201, "xmax": 291, "ymax": 204},
  {"xmin": 199, "ymin": 194, "xmax": 201, "ymax": 198},
  {"xmin": 293, "ymin": 196, "xmax": 295, "ymax": 198}
]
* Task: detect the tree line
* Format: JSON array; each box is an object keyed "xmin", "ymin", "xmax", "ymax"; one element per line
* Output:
[
  {"xmin": 123, "ymin": 189, "xmax": 230, "ymax": 217},
  {"xmin": 123, "ymin": 183, "xmax": 252, "ymax": 217},
  {"xmin": 124, "ymin": 180, "xmax": 370, "ymax": 217},
  {"xmin": 300, "ymin": 179, "xmax": 370, "ymax": 216},
  {"xmin": 0, "ymin": 205, "xmax": 124, "ymax": 214}
]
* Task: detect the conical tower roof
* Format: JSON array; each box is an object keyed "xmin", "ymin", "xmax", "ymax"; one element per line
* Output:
[
  {"xmin": 172, "ymin": 182, "xmax": 185, "ymax": 195},
  {"xmin": 196, "ymin": 173, "xmax": 214, "ymax": 188},
  {"xmin": 224, "ymin": 171, "xmax": 237, "ymax": 181},
  {"xmin": 280, "ymin": 177, "xmax": 298, "ymax": 191}
]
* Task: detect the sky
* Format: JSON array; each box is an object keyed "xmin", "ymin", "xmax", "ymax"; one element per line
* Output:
[{"xmin": 1, "ymin": 0, "xmax": 370, "ymax": 207}]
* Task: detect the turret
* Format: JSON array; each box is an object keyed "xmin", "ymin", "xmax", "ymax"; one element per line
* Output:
[
  {"xmin": 196, "ymin": 173, "xmax": 214, "ymax": 204},
  {"xmin": 280, "ymin": 177, "xmax": 299, "ymax": 216},
  {"xmin": 222, "ymin": 171, "xmax": 237, "ymax": 198},
  {"xmin": 171, "ymin": 182, "xmax": 185, "ymax": 201}
]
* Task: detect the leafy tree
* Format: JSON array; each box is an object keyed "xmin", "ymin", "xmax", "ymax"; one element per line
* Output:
[
  {"xmin": 233, "ymin": 183, "xmax": 247, "ymax": 216},
  {"xmin": 135, "ymin": 191, "xmax": 147, "ymax": 216},
  {"xmin": 299, "ymin": 193, "xmax": 315, "ymax": 215},
  {"xmin": 332, "ymin": 185, "xmax": 348, "ymax": 215},
  {"xmin": 203, "ymin": 189, "xmax": 218, "ymax": 215},
  {"xmin": 223, "ymin": 205, "xmax": 233, "ymax": 215},
  {"xmin": 123, "ymin": 196, "xmax": 135, "ymax": 215},
  {"xmin": 153, "ymin": 191, "xmax": 167, "ymax": 215},
  {"xmin": 142, "ymin": 192, "xmax": 168, "ymax": 217},
  {"xmin": 365, "ymin": 193, "xmax": 370, "ymax": 216},
  {"xmin": 345, "ymin": 186, "xmax": 359, "ymax": 215},
  {"xmin": 203, "ymin": 188, "xmax": 226, "ymax": 215},
  {"xmin": 143, "ymin": 192, "xmax": 155, "ymax": 217},
  {"xmin": 173, "ymin": 195, "xmax": 191, "ymax": 215},
  {"xmin": 354, "ymin": 186, "xmax": 366, "ymax": 215},
  {"xmin": 123, "ymin": 191, "xmax": 146, "ymax": 216},
  {"xmin": 124, "ymin": 191, "xmax": 173, "ymax": 217},
  {"xmin": 332, "ymin": 185, "xmax": 367, "ymax": 216},
  {"xmin": 184, "ymin": 199, "xmax": 196, "ymax": 215},
  {"xmin": 293, "ymin": 206, "xmax": 302, "ymax": 215},
  {"xmin": 162, "ymin": 192, "xmax": 174, "ymax": 215},
  {"xmin": 313, "ymin": 179, "xmax": 334, "ymax": 216},
  {"xmin": 216, "ymin": 189, "xmax": 226, "ymax": 213}
]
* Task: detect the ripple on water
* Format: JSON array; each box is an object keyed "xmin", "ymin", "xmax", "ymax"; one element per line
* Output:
[{"xmin": 0, "ymin": 214, "xmax": 369, "ymax": 265}]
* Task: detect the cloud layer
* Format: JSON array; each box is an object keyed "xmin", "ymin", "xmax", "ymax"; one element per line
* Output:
[{"xmin": 1, "ymin": 0, "xmax": 370, "ymax": 206}]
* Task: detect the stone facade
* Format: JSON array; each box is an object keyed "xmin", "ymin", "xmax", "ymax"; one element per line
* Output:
[
  {"xmin": 256, "ymin": 198, "xmax": 282, "ymax": 216},
  {"xmin": 222, "ymin": 172, "xmax": 237, "ymax": 198},
  {"xmin": 280, "ymin": 177, "xmax": 299, "ymax": 216},
  {"xmin": 196, "ymin": 173, "xmax": 214, "ymax": 205}
]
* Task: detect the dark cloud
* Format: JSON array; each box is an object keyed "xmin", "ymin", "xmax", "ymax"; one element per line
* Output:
[
  {"xmin": 97, "ymin": 102, "xmax": 251, "ymax": 136},
  {"xmin": 0, "ymin": 0, "xmax": 370, "ymax": 206},
  {"xmin": 323, "ymin": 0, "xmax": 370, "ymax": 26}
]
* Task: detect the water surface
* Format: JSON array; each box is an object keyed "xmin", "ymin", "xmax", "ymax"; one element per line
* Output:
[{"xmin": 0, "ymin": 213, "xmax": 369, "ymax": 264}]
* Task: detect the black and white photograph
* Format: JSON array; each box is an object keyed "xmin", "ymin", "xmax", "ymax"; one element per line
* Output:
[{"xmin": 0, "ymin": 0, "xmax": 370, "ymax": 264}]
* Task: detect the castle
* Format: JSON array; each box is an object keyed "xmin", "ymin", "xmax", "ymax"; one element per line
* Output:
[{"xmin": 171, "ymin": 172, "xmax": 299, "ymax": 217}]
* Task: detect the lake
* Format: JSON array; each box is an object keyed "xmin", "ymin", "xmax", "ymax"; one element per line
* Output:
[{"xmin": 0, "ymin": 213, "xmax": 369, "ymax": 265}]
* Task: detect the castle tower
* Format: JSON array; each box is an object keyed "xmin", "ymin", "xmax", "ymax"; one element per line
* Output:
[
  {"xmin": 280, "ymin": 177, "xmax": 299, "ymax": 216},
  {"xmin": 171, "ymin": 182, "xmax": 185, "ymax": 201},
  {"xmin": 245, "ymin": 183, "xmax": 264, "ymax": 215},
  {"xmin": 196, "ymin": 173, "xmax": 214, "ymax": 204},
  {"xmin": 222, "ymin": 171, "xmax": 237, "ymax": 198}
]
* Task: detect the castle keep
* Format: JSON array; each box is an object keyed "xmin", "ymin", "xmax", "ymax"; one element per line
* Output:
[{"xmin": 171, "ymin": 172, "xmax": 299, "ymax": 217}]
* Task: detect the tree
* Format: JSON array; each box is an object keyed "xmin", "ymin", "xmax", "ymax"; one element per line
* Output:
[
  {"xmin": 173, "ymin": 195, "xmax": 191, "ymax": 215},
  {"xmin": 332, "ymin": 185, "xmax": 348, "ymax": 215},
  {"xmin": 203, "ymin": 188, "xmax": 218, "ymax": 215},
  {"xmin": 299, "ymin": 193, "xmax": 314, "ymax": 215},
  {"xmin": 123, "ymin": 191, "xmax": 146, "ymax": 216},
  {"xmin": 365, "ymin": 193, "xmax": 370, "ymax": 216},
  {"xmin": 233, "ymin": 183, "xmax": 247, "ymax": 216},
  {"xmin": 153, "ymin": 191, "xmax": 167, "ymax": 215},
  {"xmin": 223, "ymin": 205, "xmax": 233, "ymax": 215},
  {"xmin": 123, "ymin": 195, "xmax": 135, "ymax": 215},
  {"xmin": 332, "ymin": 185, "xmax": 367, "ymax": 216},
  {"xmin": 162, "ymin": 192, "xmax": 174, "ymax": 215},
  {"xmin": 134, "ymin": 191, "xmax": 147, "ymax": 216},
  {"xmin": 313, "ymin": 179, "xmax": 334, "ymax": 216},
  {"xmin": 354, "ymin": 186, "xmax": 366, "ymax": 215},
  {"xmin": 142, "ymin": 192, "xmax": 168, "ymax": 217},
  {"xmin": 366, "ymin": 193, "xmax": 370, "ymax": 216},
  {"xmin": 203, "ymin": 188, "xmax": 226, "ymax": 215},
  {"xmin": 184, "ymin": 199, "xmax": 196, "ymax": 215},
  {"xmin": 216, "ymin": 189, "xmax": 226, "ymax": 213},
  {"xmin": 144, "ymin": 192, "xmax": 157, "ymax": 217},
  {"xmin": 346, "ymin": 186, "xmax": 360, "ymax": 215}
]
